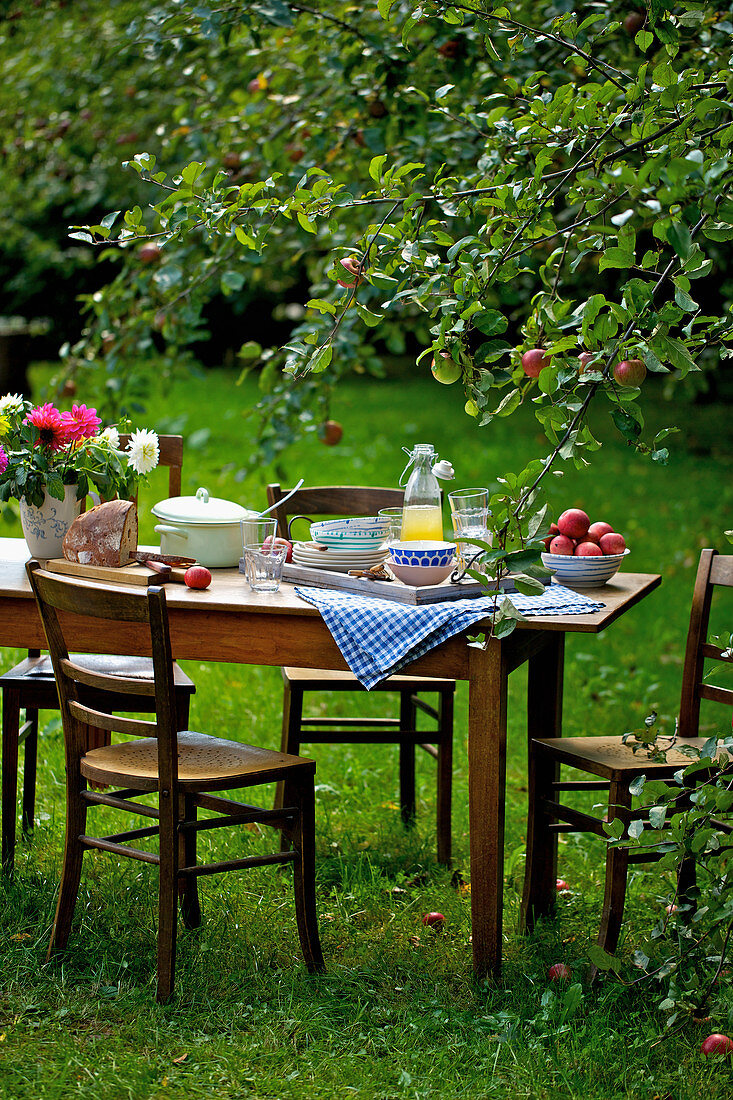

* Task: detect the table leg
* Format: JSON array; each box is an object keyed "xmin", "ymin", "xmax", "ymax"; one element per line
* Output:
[
  {"xmin": 520, "ymin": 632, "xmax": 564, "ymax": 932},
  {"xmin": 468, "ymin": 639, "xmax": 508, "ymax": 980}
]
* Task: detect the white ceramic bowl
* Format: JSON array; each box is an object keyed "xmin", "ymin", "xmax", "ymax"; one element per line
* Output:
[
  {"xmin": 389, "ymin": 561, "xmax": 455, "ymax": 587},
  {"xmin": 389, "ymin": 540, "xmax": 456, "ymax": 568},
  {"xmin": 541, "ymin": 547, "xmax": 630, "ymax": 587}
]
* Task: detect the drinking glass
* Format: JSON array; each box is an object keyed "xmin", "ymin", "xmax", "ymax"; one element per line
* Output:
[
  {"xmin": 448, "ymin": 487, "xmax": 489, "ymax": 516},
  {"xmin": 241, "ymin": 517, "xmax": 286, "ymax": 592},
  {"xmin": 377, "ymin": 506, "xmax": 403, "ymax": 544},
  {"xmin": 452, "ymin": 509, "xmax": 492, "ymax": 573},
  {"xmin": 242, "ymin": 542, "xmax": 287, "ymax": 592}
]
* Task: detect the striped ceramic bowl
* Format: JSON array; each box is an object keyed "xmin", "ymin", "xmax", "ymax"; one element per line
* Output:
[
  {"xmin": 541, "ymin": 548, "xmax": 630, "ymax": 587},
  {"xmin": 310, "ymin": 517, "xmax": 390, "ymax": 549}
]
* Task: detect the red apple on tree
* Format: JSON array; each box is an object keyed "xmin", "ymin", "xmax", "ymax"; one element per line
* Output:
[
  {"xmin": 521, "ymin": 348, "xmax": 551, "ymax": 378},
  {"xmin": 320, "ymin": 420, "xmax": 343, "ymax": 445},
  {"xmin": 337, "ymin": 256, "xmax": 363, "ymax": 288},
  {"xmin": 138, "ymin": 242, "xmax": 161, "ymax": 264},
  {"xmin": 431, "ymin": 352, "xmax": 462, "ymax": 385},
  {"xmin": 613, "ymin": 358, "xmax": 647, "ymax": 387},
  {"xmin": 624, "ymin": 12, "xmax": 645, "ymax": 36}
]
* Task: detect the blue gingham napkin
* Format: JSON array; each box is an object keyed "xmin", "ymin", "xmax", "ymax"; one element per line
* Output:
[{"xmin": 295, "ymin": 585, "xmax": 604, "ymax": 689}]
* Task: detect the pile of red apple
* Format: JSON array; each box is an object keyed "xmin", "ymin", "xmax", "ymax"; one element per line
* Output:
[{"xmin": 543, "ymin": 509, "xmax": 627, "ymax": 558}]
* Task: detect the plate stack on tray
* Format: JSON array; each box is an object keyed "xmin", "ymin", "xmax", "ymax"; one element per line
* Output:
[{"xmin": 292, "ymin": 542, "xmax": 389, "ymax": 574}]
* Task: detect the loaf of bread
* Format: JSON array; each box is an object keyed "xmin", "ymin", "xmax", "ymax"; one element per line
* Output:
[{"xmin": 62, "ymin": 500, "xmax": 138, "ymax": 566}]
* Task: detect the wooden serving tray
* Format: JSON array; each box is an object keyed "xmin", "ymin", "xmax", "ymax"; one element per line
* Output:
[
  {"xmin": 240, "ymin": 559, "xmax": 536, "ymax": 605},
  {"xmin": 46, "ymin": 558, "xmax": 188, "ymax": 587}
]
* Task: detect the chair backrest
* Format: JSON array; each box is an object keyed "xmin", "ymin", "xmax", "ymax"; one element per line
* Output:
[
  {"xmin": 118, "ymin": 434, "xmax": 184, "ymax": 498},
  {"xmin": 266, "ymin": 484, "xmax": 406, "ymax": 540},
  {"xmin": 26, "ymin": 560, "xmax": 180, "ymax": 789},
  {"xmin": 678, "ymin": 549, "xmax": 733, "ymax": 737}
]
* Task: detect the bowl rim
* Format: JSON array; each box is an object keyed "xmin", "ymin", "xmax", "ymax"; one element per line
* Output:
[
  {"xmin": 311, "ymin": 516, "xmax": 387, "ymax": 530},
  {"xmin": 541, "ymin": 547, "xmax": 630, "ymax": 564},
  {"xmin": 390, "ymin": 539, "xmax": 456, "ymax": 552}
]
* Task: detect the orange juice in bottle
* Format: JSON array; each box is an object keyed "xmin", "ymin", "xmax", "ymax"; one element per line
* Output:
[{"xmin": 400, "ymin": 443, "xmax": 445, "ymax": 541}]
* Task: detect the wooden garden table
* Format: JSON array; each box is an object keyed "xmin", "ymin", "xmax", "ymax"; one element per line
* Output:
[{"xmin": 0, "ymin": 537, "xmax": 660, "ymax": 979}]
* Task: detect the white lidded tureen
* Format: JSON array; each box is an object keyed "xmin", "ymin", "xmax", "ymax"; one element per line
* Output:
[{"xmin": 152, "ymin": 487, "xmax": 258, "ymax": 568}]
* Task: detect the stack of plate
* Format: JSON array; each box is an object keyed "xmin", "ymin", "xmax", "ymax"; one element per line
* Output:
[{"xmin": 292, "ymin": 541, "xmax": 389, "ymax": 574}]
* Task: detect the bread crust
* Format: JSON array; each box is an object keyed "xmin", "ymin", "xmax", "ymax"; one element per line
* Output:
[{"xmin": 62, "ymin": 500, "xmax": 138, "ymax": 566}]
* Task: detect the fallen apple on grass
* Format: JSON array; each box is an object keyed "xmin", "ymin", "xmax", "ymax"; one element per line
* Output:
[
  {"xmin": 547, "ymin": 962, "xmax": 571, "ymax": 982},
  {"xmin": 700, "ymin": 1033, "xmax": 733, "ymax": 1057},
  {"xmin": 421, "ymin": 912, "xmax": 445, "ymax": 930}
]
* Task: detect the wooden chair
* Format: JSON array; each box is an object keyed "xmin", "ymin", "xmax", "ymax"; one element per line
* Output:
[
  {"xmin": 26, "ymin": 560, "xmax": 323, "ymax": 1002},
  {"xmin": 267, "ymin": 483, "xmax": 455, "ymax": 865},
  {"xmin": 521, "ymin": 548, "xmax": 733, "ymax": 960},
  {"xmin": 1, "ymin": 436, "xmax": 196, "ymax": 876}
]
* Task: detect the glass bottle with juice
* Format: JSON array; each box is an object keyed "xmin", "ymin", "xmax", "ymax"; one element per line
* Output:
[{"xmin": 400, "ymin": 443, "xmax": 445, "ymax": 541}]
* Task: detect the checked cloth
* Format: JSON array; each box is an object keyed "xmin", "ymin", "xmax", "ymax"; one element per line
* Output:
[{"xmin": 294, "ymin": 584, "xmax": 604, "ymax": 689}]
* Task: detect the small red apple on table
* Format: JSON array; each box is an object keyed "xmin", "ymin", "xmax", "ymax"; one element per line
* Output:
[{"xmin": 184, "ymin": 565, "xmax": 212, "ymax": 590}]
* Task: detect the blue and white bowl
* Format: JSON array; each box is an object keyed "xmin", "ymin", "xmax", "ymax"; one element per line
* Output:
[
  {"xmin": 310, "ymin": 517, "xmax": 390, "ymax": 549},
  {"xmin": 541, "ymin": 547, "xmax": 630, "ymax": 587},
  {"xmin": 389, "ymin": 540, "xmax": 456, "ymax": 568}
]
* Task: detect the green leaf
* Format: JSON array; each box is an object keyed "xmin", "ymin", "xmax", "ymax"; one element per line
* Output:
[
  {"xmin": 666, "ymin": 221, "xmax": 692, "ymax": 259},
  {"xmin": 599, "ymin": 247, "xmax": 634, "ymax": 272},
  {"xmin": 307, "ymin": 345, "xmax": 333, "ymax": 374},
  {"xmin": 494, "ymin": 389, "xmax": 521, "ymax": 417},
  {"xmin": 587, "ymin": 943, "xmax": 620, "ymax": 972},
  {"xmin": 368, "ymin": 155, "xmax": 387, "ymax": 183},
  {"xmin": 611, "ymin": 407, "xmax": 642, "ymax": 439},
  {"xmin": 472, "ymin": 309, "xmax": 507, "ymax": 336}
]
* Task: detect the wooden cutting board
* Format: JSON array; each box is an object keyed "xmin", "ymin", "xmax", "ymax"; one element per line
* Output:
[{"xmin": 45, "ymin": 558, "xmax": 188, "ymax": 587}]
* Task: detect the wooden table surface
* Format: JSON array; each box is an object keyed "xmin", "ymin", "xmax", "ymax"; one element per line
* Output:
[{"xmin": 0, "ymin": 537, "xmax": 662, "ymax": 977}]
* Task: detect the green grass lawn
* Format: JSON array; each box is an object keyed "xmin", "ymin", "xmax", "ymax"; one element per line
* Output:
[{"xmin": 1, "ymin": 367, "xmax": 732, "ymax": 1099}]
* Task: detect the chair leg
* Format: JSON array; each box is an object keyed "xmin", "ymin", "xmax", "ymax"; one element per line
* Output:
[
  {"xmin": 1, "ymin": 687, "xmax": 21, "ymax": 876},
  {"xmin": 174, "ymin": 684, "xmax": 191, "ymax": 732},
  {"xmin": 178, "ymin": 793, "xmax": 201, "ymax": 930},
  {"xmin": 399, "ymin": 692, "xmax": 416, "ymax": 827},
  {"xmin": 275, "ymin": 682, "xmax": 302, "ymax": 812},
  {"xmin": 596, "ymin": 780, "xmax": 632, "ymax": 959},
  {"xmin": 519, "ymin": 746, "xmax": 559, "ymax": 933},
  {"xmin": 157, "ymin": 790, "xmax": 180, "ymax": 1003},
  {"xmin": 47, "ymin": 782, "xmax": 88, "ymax": 956},
  {"xmin": 286, "ymin": 773, "xmax": 324, "ymax": 973},
  {"xmin": 436, "ymin": 691, "xmax": 453, "ymax": 867},
  {"xmin": 21, "ymin": 708, "xmax": 39, "ymax": 836}
]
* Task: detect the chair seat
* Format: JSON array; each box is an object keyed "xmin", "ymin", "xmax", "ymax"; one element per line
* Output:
[
  {"xmin": 1, "ymin": 653, "xmax": 195, "ymax": 693},
  {"xmin": 534, "ymin": 735, "xmax": 720, "ymax": 780},
  {"xmin": 282, "ymin": 667, "xmax": 456, "ymax": 692},
  {"xmin": 81, "ymin": 731, "xmax": 315, "ymax": 791}
]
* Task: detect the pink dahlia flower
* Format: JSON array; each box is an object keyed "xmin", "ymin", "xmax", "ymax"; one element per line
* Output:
[
  {"xmin": 60, "ymin": 403, "xmax": 101, "ymax": 441},
  {"xmin": 25, "ymin": 403, "xmax": 68, "ymax": 451},
  {"xmin": 0, "ymin": 444, "xmax": 7, "ymax": 475}
]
